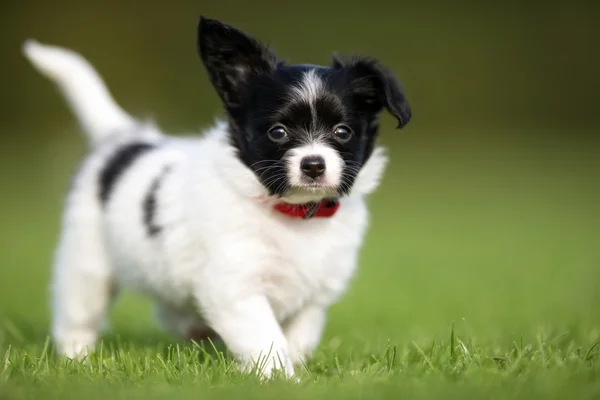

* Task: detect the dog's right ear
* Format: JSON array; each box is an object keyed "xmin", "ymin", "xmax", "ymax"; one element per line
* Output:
[{"xmin": 197, "ymin": 16, "xmax": 277, "ymax": 108}]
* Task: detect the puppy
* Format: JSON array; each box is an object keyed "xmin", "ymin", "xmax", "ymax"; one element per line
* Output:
[{"xmin": 23, "ymin": 16, "xmax": 411, "ymax": 378}]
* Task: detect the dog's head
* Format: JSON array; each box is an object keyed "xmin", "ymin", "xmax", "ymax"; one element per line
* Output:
[{"xmin": 197, "ymin": 16, "xmax": 411, "ymax": 204}]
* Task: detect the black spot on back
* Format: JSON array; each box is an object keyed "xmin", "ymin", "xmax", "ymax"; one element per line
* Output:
[
  {"xmin": 99, "ymin": 142, "xmax": 155, "ymax": 206},
  {"xmin": 143, "ymin": 166, "xmax": 172, "ymax": 237}
]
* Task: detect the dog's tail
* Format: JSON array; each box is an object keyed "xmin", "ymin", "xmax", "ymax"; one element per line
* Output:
[{"xmin": 22, "ymin": 40, "xmax": 137, "ymax": 146}]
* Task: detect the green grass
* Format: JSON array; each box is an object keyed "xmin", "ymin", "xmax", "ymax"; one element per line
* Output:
[
  {"xmin": 1, "ymin": 329, "xmax": 599, "ymax": 399},
  {"xmin": 1, "ymin": 129, "xmax": 599, "ymax": 399}
]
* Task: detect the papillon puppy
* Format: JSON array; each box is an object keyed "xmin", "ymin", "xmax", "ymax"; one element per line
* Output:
[{"xmin": 22, "ymin": 16, "xmax": 411, "ymax": 378}]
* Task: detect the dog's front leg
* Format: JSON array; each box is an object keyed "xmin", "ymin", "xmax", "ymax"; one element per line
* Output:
[
  {"xmin": 199, "ymin": 293, "xmax": 294, "ymax": 379},
  {"xmin": 283, "ymin": 304, "xmax": 327, "ymax": 367}
]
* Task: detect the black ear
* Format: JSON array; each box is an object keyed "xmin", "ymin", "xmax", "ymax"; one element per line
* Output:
[
  {"xmin": 333, "ymin": 55, "xmax": 412, "ymax": 128},
  {"xmin": 197, "ymin": 16, "xmax": 277, "ymax": 108}
]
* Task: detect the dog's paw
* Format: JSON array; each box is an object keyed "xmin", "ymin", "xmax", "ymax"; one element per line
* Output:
[{"xmin": 57, "ymin": 341, "xmax": 94, "ymax": 361}]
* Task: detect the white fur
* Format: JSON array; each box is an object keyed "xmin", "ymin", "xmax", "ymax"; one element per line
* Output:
[
  {"xmin": 290, "ymin": 70, "xmax": 323, "ymax": 127},
  {"xmin": 23, "ymin": 41, "xmax": 388, "ymax": 379}
]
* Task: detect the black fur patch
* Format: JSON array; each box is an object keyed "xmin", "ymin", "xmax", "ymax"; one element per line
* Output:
[
  {"xmin": 143, "ymin": 166, "xmax": 172, "ymax": 236},
  {"xmin": 99, "ymin": 142, "xmax": 155, "ymax": 206}
]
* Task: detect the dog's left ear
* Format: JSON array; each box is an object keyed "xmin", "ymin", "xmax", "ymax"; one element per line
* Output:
[
  {"xmin": 333, "ymin": 55, "xmax": 412, "ymax": 128},
  {"xmin": 198, "ymin": 16, "xmax": 277, "ymax": 108}
]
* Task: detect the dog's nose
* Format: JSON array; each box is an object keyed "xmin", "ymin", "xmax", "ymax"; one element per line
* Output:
[{"xmin": 300, "ymin": 156, "xmax": 326, "ymax": 179}]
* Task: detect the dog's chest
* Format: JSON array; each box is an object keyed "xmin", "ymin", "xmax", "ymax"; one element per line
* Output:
[{"xmin": 258, "ymin": 212, "xmax": 365, "ymax": 321}]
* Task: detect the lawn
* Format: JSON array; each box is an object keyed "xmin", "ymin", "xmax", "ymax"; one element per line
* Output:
[{"xmin": 0, "ymin": 126, "xmax": 598, "ymax": 399}]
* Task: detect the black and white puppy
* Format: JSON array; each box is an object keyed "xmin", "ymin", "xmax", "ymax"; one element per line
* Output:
[{"xmin": 23, "ymin": 16, "xmax": 411, "ymax": 378}]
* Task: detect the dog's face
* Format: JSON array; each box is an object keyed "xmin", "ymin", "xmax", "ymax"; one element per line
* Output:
[{"xmin": 197, "ymin": 17, "xmax": 411, "ymax": 203}]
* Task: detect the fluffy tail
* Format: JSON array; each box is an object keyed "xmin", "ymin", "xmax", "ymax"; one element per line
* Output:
[{"xmin": 22, "ymin": 40, "xmax": 137, "ymax": 146}]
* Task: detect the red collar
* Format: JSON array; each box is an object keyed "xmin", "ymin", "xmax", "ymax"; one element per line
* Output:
[{"xmin": 273, "ymin": 199, "xmax": 340, "ymax": 219}]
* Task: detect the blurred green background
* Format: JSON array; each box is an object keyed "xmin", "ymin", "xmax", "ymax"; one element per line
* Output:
[{"xmin": 0, "ymin": 0, "xmax": 599, "ymax": 349}]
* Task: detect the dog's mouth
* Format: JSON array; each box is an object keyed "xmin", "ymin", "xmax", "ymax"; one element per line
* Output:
[
  {"xmin": 300, "ymin": 178, "xmax": 329, "ymax": 187},
  {"xmin": 281, "ymin": 184, "xmax": 339, "ymax": 204}
]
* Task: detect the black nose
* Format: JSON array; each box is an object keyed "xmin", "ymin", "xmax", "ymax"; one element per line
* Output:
[{"xmin": 300, "ymin": 156, "xmax": 326, "ymax": 179}]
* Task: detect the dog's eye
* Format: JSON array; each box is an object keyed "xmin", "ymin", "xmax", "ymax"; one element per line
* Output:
[
  {"xmin": 267, "ymin": 125, "xmax": 289, "ymax": 143},
  {"xmin": 333, "ymin": 124, "xmax": 353, "ymax": 143}
]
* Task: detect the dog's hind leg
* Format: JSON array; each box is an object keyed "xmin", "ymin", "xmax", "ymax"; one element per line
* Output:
[{"xmin": 51, "ymin": 167, "xmax": 117, "ymax": 359}]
